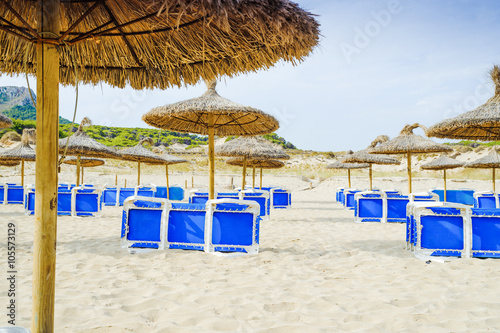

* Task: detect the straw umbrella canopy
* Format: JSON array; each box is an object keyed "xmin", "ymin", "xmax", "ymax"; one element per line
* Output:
[
  {"xmin": 0, "ymin": 129, "xmax": 36, "ymax": 186},
  {"xmin": 464, "ymin": 149, "xmax": 500, "ymax": 191},
  {"xmin": 427, "ymin": 66, "xmax": 500, "ymax": 140},
  {"xmin": 370, "ymin": 123, "xmax": 453, "ymax": 193},
  {"xmin": 326, "ymin": 161, "xmax": 369, "ymax": 188},
  {"xmin": 0, "ymin": 1, "xmax": 319, "ymax": 330},
  {"xmin": 0, "ymin": 112, "xmax": 12, "ymax": 129},
  {"xmin": 342, "ymin": 136, "xmax": 400, "ymax": 190},
  {"xmin": 59, "ymin": 117, "xmax": 120, "ymax": 186},
  {"xmin": 226, "ymin": 157, "xmax": 285, "ymax": 189},
  {"xmin": 119, "ymin": 137, "xmax": 168, "ymax": 185},
  {"xmin": 63, "ymin": 156, "xmax": 105, "ymax": 184},
  {"xmin": 128, "ymin": 145, "xmax": 188, "ymax": 198},
  {"xmin": 0, "ymin": 160, "xmax": 20, "ymax": 167},
  {"xmin": 421, "ymin": 154, "xmax": 464, "ymax": 201},
  {"xmin": 143, "ymin": 83, "xmax": 281, "ymax": 198},
  {"xmin": 216, "ymin": 136, "xmax": 289, "ymax": 190}
]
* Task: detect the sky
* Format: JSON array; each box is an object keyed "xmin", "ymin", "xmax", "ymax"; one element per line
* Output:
[{"xmin": 1, "ymin": 0, "xmax": 500, "ymax": 152}]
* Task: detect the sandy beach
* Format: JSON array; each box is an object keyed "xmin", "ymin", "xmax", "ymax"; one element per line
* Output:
[{"xmin": 0, "ymin": 166, "xmax": 499, "ymax": 332}]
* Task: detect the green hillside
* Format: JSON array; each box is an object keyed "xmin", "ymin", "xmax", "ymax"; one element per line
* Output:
[{"xmin": 3, "ymin": 105, "xmax": 72, "ymax": 124}]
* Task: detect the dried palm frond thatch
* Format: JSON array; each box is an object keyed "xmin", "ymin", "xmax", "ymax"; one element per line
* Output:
[
  {"xmin": 0, "ymin": 160, "xmax": 20, "ymax": 167},
  {"xmin": 59, "ymin": 117, "xmax": 120, "ymax": 159},
  {"xmin": 0, "ymin": 113, "xmax": 12, "ymax": 130},
  {"xmin": 0, "ymin": 128, "xmax": 36, "ymax": 162},
  {"xmin": 326, "ymin": 161, "xmax": 369, "ymax": 188},
  {"xmin": 465, "ymin": 150, "xmax": 500, "ymax": 191},
  {"xmin": 0, "ymin": 131, "xmax": 21, "ymax": 146},
  {"xmin": 341, "ymin": 138, "xmax": 400, "ymax": 190},
  {"xmin": 326, "ymin": 161, "xmax": 369, "ymax": 169},
  {"xmin": 371, "ymin": 124, "xmax": 452, "ymax": 154},
  {"xmin": 215, "ymin": 135, "xmax": 288, "ymax": 190},
  {"xmin": 0, "ymin": 0, "xmax": 320, "ymax": 90},
  {"xmin": 143, "ymin": 81, "xmax": 279, "ymax": 136},
  {"xmin": 62, "ymin": 156, "xmax": 105, "ymax": 168},
  {"xmin": 0, "ymin": 128, "xmax": 37, "ymax": 186},
  {"xmin": 370, "ymin": 123, "xmax": 452, "ymax": 193},
  {"xmin": 421, "ymin": 154, "xmax": 464, "ymax": 202},
  {"xmin": 226, "ymin": 157, "xmax": 285, "ymax": 189},
  {"xmin": 427, "ymin": 66, "xmax": 500, "ymax": 140},
  {"xmin": 226, "ymin": 158, "xmax": 285, "ymax": 169},
  {"xmin": 216, "ymin": 136, "xmax": 289, "ymax": 159},
  {"xmin": 120, "ymin": 137, "xmax": 165, "ymax": 164},
  {"xmin": 421, "ymin": 154, "xmax": 464, "ymax": 171}
]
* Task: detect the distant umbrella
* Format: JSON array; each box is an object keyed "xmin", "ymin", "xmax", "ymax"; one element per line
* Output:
[
  {"xmin": 59, "ymin": 117, "xmax": 120, "ymax": 185},
  {"xmin": 421, "ymin": 154, "xmax": 464, "ymax": 201},
  {"xmin": 427, "ymin": 66, "xmax": 500, "ymax": 140},
  {"xmin": 342, "ymin": 136, "xmax": 400, "ymax": 190},
  {"xmin": 63, "ymin": 156, "xmax": 105, "ymax": 184},
  {"xmin": 0, "ymin": 128, "xmax": 36, "ymax": 186},
  {"xmin": 326, "ymin": 161, "xmax": 369, "ymax": 188},
  {"xmin": 143, "ymin": 82, "xmax": 279, "ymax": 199},
  {"xmin": 370, "ymin": 123, "xmax": 452, "ymax": 193},
  {"xmin": 120, "ymin": 137, "xmax": 168, "ymax": 186},
  {"xmin": 145, "ymin": 152, "xmax": 188, "ymax": 199},
  {"xmin": 0, "ymin": 113, "xmax": 12, "ymax": 129},
  {"xmin": 226, "ymin": 157, "xmax": 285, "ymax": 189},
  {"xmin": 216, "ymin": 136, "xmax": 289, "ymax": 190},
  {"xmin": 465, "ymin": 150, "xmax": 500, "ymax": 191}
]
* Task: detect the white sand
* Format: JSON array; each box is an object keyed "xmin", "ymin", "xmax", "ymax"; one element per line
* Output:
[{"xmin": 1, "ymin": 170, "xmax": 500, "ymax": 332}]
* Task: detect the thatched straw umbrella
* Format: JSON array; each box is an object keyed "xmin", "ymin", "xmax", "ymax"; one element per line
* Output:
[
  {"xmin": 119, "ymin": 137, "xmax": 169, "ymax": 186},
  {"xmin": 464, "ymin": 150, "xmax": 500, "ymax": 191},
  {"xmin": 59, "ymin": 117, "xmax": 120, "ymax": 186},
  {"xmin": 63, "ymin": 156, "xmax": 105, "ymax": 184},
  {"xmin": 0, "ymin": 112, "xmax": 12, "ymax": 129},
  {"xmin": 143, "ymin": 83, "xmax": 280, "ymax": 198},
  {"xmin": 326, "ymin": 161, "xmax": 369, "ymax": 188},
  {"xmin": 370, "ymin": 124, "xmax": 453, "ymax": 193},
  {"xmin": 226, "ymin": 157, "xmax": 285, "ymax": 189},
  {"xmin": 133, "ymin": 149, "xmax": 188, "ymax": 199},
  {"xmin": 421, "ymin": 154, "xmax": 464, "ymax": 201},
  {"xmin": 0, "ymin": 129, "xmax": 36, "ymax": 186},
  {"xmin": 216, "ymin": 136, "xmax": 289, "ymax": 190},
  {"xmin": 0, "ymin": 1, "xmax": 319, "ymax": 330},
  {"xmin": 427, "ymin": 66, "xmax": 500, "ymax": 140},
  {"xmin": 0, "ymin": 160, "xmax": 20, "ymax": 167},
  {"xmin": 342, "ymin": 136, "xmax": 400, "ymax": 190}
]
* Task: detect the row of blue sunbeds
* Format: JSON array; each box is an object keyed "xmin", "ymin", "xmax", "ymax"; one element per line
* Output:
[
  {"xmin": 120, "ymin": 186, "xmax": 292, "ymax": 255},
  {"xmin": 335, "ymin": 187, "xmax": 500, "ymax": 260}
]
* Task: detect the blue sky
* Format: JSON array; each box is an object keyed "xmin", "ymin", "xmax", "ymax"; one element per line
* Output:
[{"xmin": 1, "ymin": 0, "xmax": 500, "ymax": 151}]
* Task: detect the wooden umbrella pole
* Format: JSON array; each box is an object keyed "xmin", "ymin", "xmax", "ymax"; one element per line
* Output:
[
  {"xmin": 407, "ymin": 153, "xmax": 412, "ymax": 194},
  {"xmin": 252, "ymin": 166, "xmax": 255, "ymax": 189},
  {"xmin": 369, "ymin": 164, "xmax": 373, "ymax": 190},
  {"xmin": 137, "ymin": 161, "xmax": 141, "ymax": 186},
  {"xmin": 208, "ymin": 114, "xmax": 215, "ymax": 199},
  {"xmin": 166, "ymin": 164, "xmax": 170, "ymax": 200},
  {"xmin": 81, "ymin": 166, "xmax": 84, "ymax": 184},
  {"xmin": 76, "ymin": 155, "xmax": 81, "ymax": 186},
  {"xmin": 493, "ymin": 167, "xmax": 496, "ymax": 192},
  {"xmin": 241, "ymin": 156, "xmax": 247, "ymax": 190},
  {"xmin": 443, "ymin": 169, "xmax": 447, "ymax": 202},
  {"xmin": 32, "ymin": 0, "xmax": 60, "ymax": 331},
  {"xmin": 21, "ymin": 160, "xmax": 25, "ymax": 187},
  {"xmin": 115, "ymin": 174, "xmax": 118, "ymax": 186},
  {"xmin": 348, "ymin": 169, "xmax": 351, "ymax": 188},
  {"xmin": 260, "ymin": 167, "xmax": 263, "ymax": 189}
]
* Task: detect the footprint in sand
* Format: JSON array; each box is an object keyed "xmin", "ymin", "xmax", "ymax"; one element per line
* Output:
[{"xmin": 263, "ymin": 302, "xmax": 298, "ymax": 313}]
